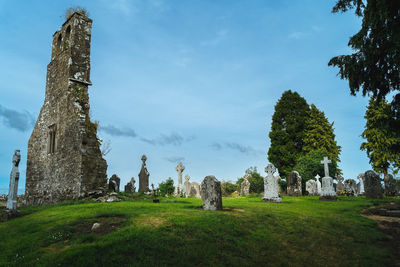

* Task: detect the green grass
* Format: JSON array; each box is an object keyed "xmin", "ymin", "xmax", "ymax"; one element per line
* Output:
[{"xmin": 0, "ymin": 195, "xmax": 398, "ymax": 266}]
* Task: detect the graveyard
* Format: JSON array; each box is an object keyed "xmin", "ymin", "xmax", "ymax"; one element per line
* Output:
[
  {"xmin": 0, "ymin": 195, "xmax": 399, "ymax": 266},
  {"xmin": 1, "ymin": 1, "xmax": 400, "ymax": 266}
]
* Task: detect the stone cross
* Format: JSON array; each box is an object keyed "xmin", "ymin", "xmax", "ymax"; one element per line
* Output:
[
  {"xmin": 265, "ymin": 163, "xmax": 276, "ymax": 176},
  {"xmin": 262, "ymin": 163, "xmax": 281, "ymax": 202},
  {"xmin": 138, "ymin": 154, "xmax": 150, "ymax": 192},
  {"xmin": 315, "ymin": 174, "xmax": 321, "ymax": 195},
  {"xmin": 141, "ymin": 155, "xmax": 147, "ymax": 165},
  {"xmin": 176, "ymin": 162, "xmax": 185, "ymax": 192},
  {"xmin": 6, "ymin": 150, "xmax": 21, "ymax": 211},
  {"xmin": 320, "ymin": 157, "xmax": 332, "ymax": 177}
]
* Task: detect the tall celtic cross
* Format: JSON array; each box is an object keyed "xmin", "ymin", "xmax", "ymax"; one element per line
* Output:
[
  {"xmin": 320, "ymin": 157, "xmax": 331, "ymax": 177},
  {"xmin": 176, "ymin": 162, "xmax": 185, "ymax": 186},
  {"xmin": 265, "ymin": 163, "xmax": 276, "ymax": 177},
  {"xmin": 141, "ymin": 155, "xmax": 147, "ymax": 166}
]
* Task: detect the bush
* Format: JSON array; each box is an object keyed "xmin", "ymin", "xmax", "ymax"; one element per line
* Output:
[
  {"xmin": 65, "ymin": 7, "xmax": 89, "ymax": 19},
  {"xmin": 221, "ymin": 181, "xmax": 238, "ymax": 197},
  {"xmin": 159, "ymin": 178, "xmax": 175, "ymax": 197},
  {"xmin": 236, "ymin": 167, "xmax": 264, "ymax": 194}
]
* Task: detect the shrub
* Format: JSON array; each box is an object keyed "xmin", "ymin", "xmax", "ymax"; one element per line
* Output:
[
  {"xmin": 221, "ymin": 181, "xmax": 238, "ymax": 197},
  {"xmin": 159, "ymin": 178, "xmax": 175, "ymax": 197},
  {"xmin": 65, "ymin": 7, "xmax": 89, "ymax": 20}
]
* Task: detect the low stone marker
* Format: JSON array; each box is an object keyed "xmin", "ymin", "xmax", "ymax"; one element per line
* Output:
[
  {"xmin": 124, "ymin": 177, "xmax": 136, "ymax": 193},
  {"xmin": 201, "ymin": 176, "xmax": 222, "ymax": 210},
  {"xmin": 344, "ymin": 179, "xmax": 358, "ymax": 196},
  {"xmin": 319, "ymin": 157, "xmax": 337, "ymax": 201},
  {"xmin": 287, "ymin": 171, "xmax": 302, "ymax": 196},
  {"xmin": 336, "ymin": 175, "xmax": 344, "ymax": 193},
  {"xmin": 306, "ymin": 179, "xmax": 317, "ymax": 196},
  {"xmin": 108, "ymin": 174, "xmax": 120, "ymax": 192},
  {"xmin": 189, "ymin": 182, "xmax": 201, "ymax": 198},
  {"xmin": 364, "ymin": 170, "xmax": 383, "ymax": 199},
  {"xmin": 262, "ymin": 163, "xmax": 281, "ymax": 202},
  {"xmin": 384, "ymin": 174, "xmax": 398, "ymax": 196},
  {"xmin": 357, "ymin": 173, "xmax": 365, "ymax": 195}
]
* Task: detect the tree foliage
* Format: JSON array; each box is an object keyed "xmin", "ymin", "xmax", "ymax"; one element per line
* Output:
[
  {"xmin": 360, "ymin": 97, "xmax": 400, "ymax": 176},
  {"xmin": 158, "ymin": 177, "xmax": 175, "ymax": 197},
  {"xmin": 221, "ymin": 181, "xmax": 238, "ymax": 197},
  {"xmin": 303, "ymin": 104, "xmax": 342, "ymax": 174},
  {"xmin": 328, "ymin": 0, "xmax": 400, "ymax": 121},
  {"xmin": 268, "ymin": 90, "xmax": 310, "ymax": 177},
  {"xmin": 236, "ymin": 167, "xmax": 264, "ymax": 194}
]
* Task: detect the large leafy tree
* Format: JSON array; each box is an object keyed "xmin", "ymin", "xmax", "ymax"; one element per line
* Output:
[
  {"xmin": 328, "ymin": 0, "xmax": 400, "ymax": 122},
  {"xmin": 360, "ymin": 97, "xmax": 400, "ymax": 176},
  {"xmin": 268, "ymin": 90, "xmax": 310, "ymax": 177},
  {"xmin": 302, "ymin": 104, "xmax": 342, "ymax": 173}
]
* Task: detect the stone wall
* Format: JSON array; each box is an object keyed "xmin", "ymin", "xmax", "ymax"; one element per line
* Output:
[{"xmin": 25, "ymin": 12, "xmax": 107, "ymax": 205}]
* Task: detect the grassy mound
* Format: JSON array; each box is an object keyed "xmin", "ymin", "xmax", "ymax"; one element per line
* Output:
[{"xmin": 0, "ymin": 195, "xmax": 398, "ymax": 266}]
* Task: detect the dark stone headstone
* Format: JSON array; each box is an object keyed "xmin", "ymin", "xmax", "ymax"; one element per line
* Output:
[
  {"xmin": 108, "ymin": 174, "xmax": 120, "ymax": 192},
  {"xmin": 201, "ymin": 175, "xmax": 222, "ymax": 210},
  {"xmin": 124, "ymin": 177, "xmax": 136, "ymax": 193},
  {"xmin": 138, "ymin": 155, "xmax": 150, "ymax": 193},
  {"xmin": 344, "ymin": 179, "xmax": 358, "ymax": 196},
  {"xmin": 384, "ymin": 174, "xmax": 398, "ymax": 196},
  {"xmin": 287, "ymin": 171, "xmax": 302, "ymax": 196},
  {"xmin": 364, "ymin": 170, "xmax": 383, "ymax": 199}
]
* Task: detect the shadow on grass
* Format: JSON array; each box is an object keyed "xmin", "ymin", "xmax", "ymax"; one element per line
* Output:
[{"xmin": 161, "ymin": 200, "xmax": 192, "ymax": 204}]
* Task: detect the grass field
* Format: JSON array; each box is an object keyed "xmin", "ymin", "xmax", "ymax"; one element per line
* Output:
[{"xmin": 0, "ymin": 195, "xmax": 398, "ymax": 266}]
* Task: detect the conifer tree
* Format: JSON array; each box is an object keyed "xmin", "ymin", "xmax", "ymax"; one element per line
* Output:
[
  {"xmin": 361, "ymin": 97, "xmax": 400, "ymax": 176},
  {"xmin": 268, "ymin": 90, "xmax": 309, "ymax": 177},
  {"xmin": 302, "ymin": 104, "xmax": 342, "ymax": 174}
]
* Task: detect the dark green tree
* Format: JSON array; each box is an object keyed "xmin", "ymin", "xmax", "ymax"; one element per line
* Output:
[
  {"xmin": 221, "ymin": 181, "xmax": 238, "ymax": 197},
  {"xmin": 302, "ymin": 104, "xmax": 342, "ymax": 174},
  {"xmin": 294, "ymin": 149, "xmax": 338, "ymax": 193},
  {"xmin": 328, "ymin": 0, "xmax": 400, "ymax": 121},
  {"xmin": 268, "ymin": 90, "xmax": 310, "ymax": 177},
  {"xmin": 158, "ymin": 177, "xmax": 175, "ymax": 197},
  {"xmin": 360, "ymin": 97, "xmax": 400, "ymax": 176}
]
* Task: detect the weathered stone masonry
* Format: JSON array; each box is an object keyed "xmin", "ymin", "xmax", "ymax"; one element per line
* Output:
[{"xmin": 25, "ymin": 12, "xmax": 107, "ymax": 205}]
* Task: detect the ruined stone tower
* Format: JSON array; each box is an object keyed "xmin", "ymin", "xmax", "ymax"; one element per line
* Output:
[{"xmin": 25, "ymin": 11, "xmax": 107, "ymax": 205}]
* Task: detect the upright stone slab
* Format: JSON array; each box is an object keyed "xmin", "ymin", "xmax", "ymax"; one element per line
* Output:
[
  {"xmin": 25, "ymin": 12, "xmax": 107, "ymax": 205},
  {"xmin": 184, "ymin": 174, "xmax": 191, "ymax": 197},
  {"xmin": 357, "ymin": 173, "xmax": 365, "ymax": 195},
  {"xmin": 138, "ymin": 155, "xmax": 150, "ymax": 193},
  {"xmin": 108, "ymin": 174, "xmax": 120, "ymax": 192},
  {"xmin": 315, "ymin": 174, "xmax": 321, "ymax": 195},
  {"xmin": 384, "ymin": 174, "xmax": 398, "ymax": 196},
  {"xmin": 262, "ymin": 163, "xmax": 282, "ymax": 202},
  {"xmin": 189, "ymin": 182, "xmax": 201, "ymax": 198},
  {"xmin": 319, "ymin": 157, "xmax": 337, "ymax": 201},
  {"xmin": 175, "ymin": 162, "xmax": 185, "ymax": 196},
  {"xmin": 124, "ymin": 177, "xmax": 136, "ymax": 193},
  {"xmin": 287, "ymin": 171, "xmax": 302, "ymax": 196},
  {"xmin": 336, "ymin": 175, "xmax": 344, "ymax": 193},
  {"xmin": 364, "ymin": 170, "xmax": 383, "ymax": 199},
  {"xmin": 6, "ymin": 150, "xmax": 21, "ymax": 211},
  {"xmin": 240, "ymin": 174, "xmax": 250, "ymax": 196},
  {"xmin": 201, "ymin": 176, "xmax": 222, "ymax": 210},
  {"xmin": 305, "ymin": 179, "xmax": 317, "ymax": 196},
  {"xmin": 344, "ymin": 179, "xmax": 357, "ymax": 196}
]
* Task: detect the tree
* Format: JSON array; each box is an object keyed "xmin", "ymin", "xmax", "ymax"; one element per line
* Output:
[
  {"xmin": 294, "ymin": 149, "xmax": 338, "ymax": 193},
  {"xmin": 360, "ymin": 97, "xmax": 400, "ymax": 176},
  {"xmin": 302, "ymin": 104, "xmax": 342, "ymax": 174},
  {"xmin": 159, "ymin": 177, "xmax": 175, "ymax": 196},
  {"xmin": 328, "ymin": 0, "xmax": 400, "ymax": 122},
  {"xmin": 268, "ymin": 90, "xmax": 310, "ymax": 177},
  {"xmin": 221, "ymin": 181, "xmax": 238, "ymax": 197}
]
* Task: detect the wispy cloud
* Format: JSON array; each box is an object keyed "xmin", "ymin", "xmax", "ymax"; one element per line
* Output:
[
  {"xmin": 211, "ymin": 141, "xmax": 263, "ymax": 155},
  {"xmin": 288, "ymin": 31, "xmax": 309, "ymax": 40},
  {"xmin": 163, "ymin": 156, "xmax": 185, "ymax": 163},
  {"xmin": 110, "ymin": 0, "xmax": 135, "ymax": 15},
  {"xmin": 141, "ymin": 133, "xmax": 194, "ymax": 146},
  {"xmin": 201, "ymin": 29, "xmax": 228, "ymax": 46},
  {"xmin": 99, "ymin": 124, "xmax": 137, "ymax": 138},
  {"xmin": 0, "ymin": 104, "xmax": 35, "ymax": 132}
]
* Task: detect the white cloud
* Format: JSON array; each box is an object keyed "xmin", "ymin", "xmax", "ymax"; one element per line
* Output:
[{"xmin": 288, "ymin": 31, "xmax": 309, "ymax": 39}]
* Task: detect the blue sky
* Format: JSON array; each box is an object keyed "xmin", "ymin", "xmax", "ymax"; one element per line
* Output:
[{"xmin": 0, "ymin": 0, "xmax": 373, "ymax": 194}]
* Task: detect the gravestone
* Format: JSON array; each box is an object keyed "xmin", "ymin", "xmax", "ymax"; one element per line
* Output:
[
  {"xmin": 6, "ymin": 150, "xmax": 21, "ymax": 211},
  {"xmin": 189, "ymin": 182, "xmax": 201, "ymax": 198},
  {"xmin": 336, "ymin": 175, "xmax": 344, "ymax": 192},
  {"xmin": 201, "ymin": 175, "xmax": 222, "ymax": 210},
  {"xmin": 175, "ymin": 162, "xmax": 185, "ymax": 196},
  {"xmin": 364, "ymin": 170, "xmax": 383, "ymax": 199},
  {"xmin": 287, "ymin": 171, "xmax": 302, "ymax": 196},
  {"xmin": 124, "ymin": 177, "xmax": 136, "ymax": 193},
  {"xmin": 305, "ymin": 179, "xmax": 317, "ymax": 196},
  {"xmin": 384, "ymin": 174, "xmax": 398, "ymax": 196},
  {"xmin": 138, "ymin": 155, "xmax": 150, "ymax": 192},
  {"xmin": 262, "ymin": 163, "xmax": 282, "ymax": 202},
  {"xmin": 344, "ymin": 179, "xmax": 358, "ymax": 196},
  {"xmin": 315, "ymin": 174, "xmax": 321, "ymax": 195},
  {"xmin": 240, "ymin": 174, "xmax": 250, "ymax": 196},
  {"xmin": 319, "ymin": 157, "xmax": 337, "ymax": 201},
  {"xmin": 357, "ymin": 173, "xmax": 365, "ymax": 195},
  {"xmin": 108, "ymin": 174, "xmax": 120, "ymax": 192},
  {"xmin": 183, "ymin": 174, "xmax": 191, "ymax": 196}
]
